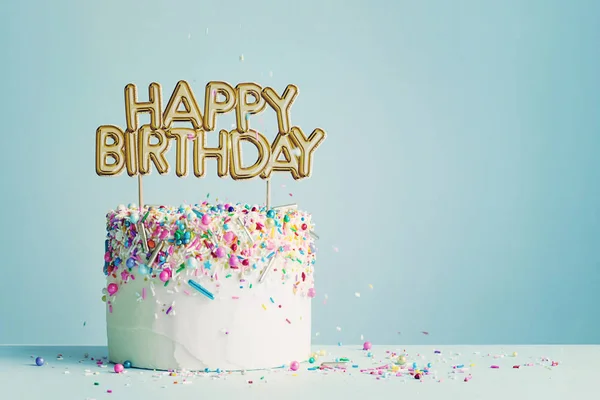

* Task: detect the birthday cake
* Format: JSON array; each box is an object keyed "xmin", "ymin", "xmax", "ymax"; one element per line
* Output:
[
  {"xmin": 104, "ymin": 202, "xmax": 317, "ymax": 371},
  {"xmin": 97, "ymin": 80, "xmax": 325, "ymax": 371}
]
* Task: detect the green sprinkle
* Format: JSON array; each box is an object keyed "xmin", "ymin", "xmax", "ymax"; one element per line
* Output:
[
  {"xmin": 282, "ymin": 269, "xmax": 287, "ymax": 275},
  {"xmin": 94, "ymin": 382, "xmax": 99, "ymax": 386},
  {"xmin": 176, "ymin": 264, "xmax": 185, "ymax": 274},
  {"xmin": 339, "ymin": 357, "xmax": 350, "ymax": 362},
  {"xmin": 249, "ymin": 284, "xmax": 253, "ymax": 289},
  {"xmin": 206, "ymin": 193, "xmax": 210, "ymax": 198},
  {"xmin": 226, "ymin": 274, "xmax": 232, "ymax": 278},
  {"xmin": 164, "ymin": 280, "xmax": 170, "ymax": 287},
  {"xmin": 141, "ymin": 211, "xmax": 150, "ymax": 223}
]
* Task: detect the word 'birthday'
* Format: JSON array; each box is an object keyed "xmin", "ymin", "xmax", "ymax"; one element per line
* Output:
[{"xmin": 95, "ymin": 81, "xmax": 326, "ymax": 180}]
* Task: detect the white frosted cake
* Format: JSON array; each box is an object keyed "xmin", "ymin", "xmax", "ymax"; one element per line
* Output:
[{"xmin": 103, "ymin": 202, "xmax": 317, "ymax": 371}]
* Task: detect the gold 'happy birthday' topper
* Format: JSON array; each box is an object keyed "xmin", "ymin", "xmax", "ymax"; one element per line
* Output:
[{"xmin": 95, "ymin": 81, "xmax": 327, "ymax": 181}]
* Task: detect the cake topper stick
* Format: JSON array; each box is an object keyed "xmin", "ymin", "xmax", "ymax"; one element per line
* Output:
[
  {"xmin": 266, "ymin": 179, "xmax": 271, "ymax": 209},
  {"xmin": 138, "ymin": 174, "xmax": 144, "ymax": 212}
]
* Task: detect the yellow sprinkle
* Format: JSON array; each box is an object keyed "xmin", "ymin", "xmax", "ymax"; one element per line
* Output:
[
  {"xmin": 369, "ymin": 284, "xmax": 374, "ymax": 289},
  {"xmin": 261, "ymin": 304, "xmax": 267, "ymax": 310},
  {"xmin": 392, "ymin": 365, "xmax": 399, "ymax": 372},
  {"xmin": 470, "ymin": 363, "xmax": 476, "ymax": 367},
  {"xmin": 292, "ymin": 374, "xmax": 297, "ymax": 377}
]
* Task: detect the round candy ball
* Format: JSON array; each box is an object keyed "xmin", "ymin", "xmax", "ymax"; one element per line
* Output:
[
  {"xmin": 307, "ymin": 288, "xmax": 316, "ymax": 298},
  {"xmin": 215, "ymin": 247, "xmax": 226, "ymax": 258},
  {"xmin": 35, "ymin": 357, "xmax": 44, "ymax": 366},
  {"xmin": 283, "ymin": 214, "xmax": 290, "ymax": 223},
  {"xmin": 129, "ymin": 212, "xmax": 140, "ymax": 224},
  {"xmin": 185, "ymin": 258, "xmax": 199, "ymax": 269},
  {"xmin": 363, "ymin": 341, "xmax": 372, "ymax": 351},
  {"xmin": 201, "ymin": 214, "xmax": 212, "ymax": 225},
  {"xmin": 107, "ymin": 283, "xmax": 118, "ymax": 296},
  {"xmin": 265, "ymin": 218, "xmax": 275, "ymax": 228},
  {"xmin": 114, "ymin": 363, "xmax": 124, "ymax": 373},
  {"xmin": 138, "ymin": 264, "xmax": 150, "ymax": 275},
  {"xmin": 228, "ymin": 255, "xmax": 238, "ymax": 267},
  {"xmin": 126, "ymin": 257, "xmax": 136, "ymax": 269},
  {"xmin": 223, "ymin": 231, "xmax": 235, "ymax": 243},
  {"xmin": 309, "ymin": 357, "xmax": 315, "ymax": 364},
  {"xmin": 290, "ymin": 361, "xmax": 300, "ymax": 371},
  {"xmin": 159, "ymin": 270, "xmax": 170, "ymax": 282},
  {"xmin": 414, "ymin": 373, "xmax": 422, "ymax": 380},
  {"xmin": 266, "ymin": 210, "xmax": 275, "ymax": 219},
  {"xmin": 123, "ymin": 360, "xmax": 132, "ymax": 369},
  {"xmin": 301, "ymin": 223, "xmax": 308, "ymax": 230},
  {"xmin": 396, "ymin": 355, "xmax": 407, "ymax": 365}
]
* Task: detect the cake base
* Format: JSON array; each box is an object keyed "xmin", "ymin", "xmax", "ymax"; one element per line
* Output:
[{"xmin": 107, "ymin": 274, "xmax": 311, "ymax": 371}]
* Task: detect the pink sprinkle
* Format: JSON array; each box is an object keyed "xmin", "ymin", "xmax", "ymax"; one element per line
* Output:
[
  {"xmin": 107, "ymin": 389, "xmax": 112, "ymax": 393},
  {"xmin": 184, "ymin": 290, "xmax": 191, "ymax": 296},
  {"xmin": 490, "ymin": 365, "xmax": 500, "ymax": 369},
  {"xmin": 286, "ymin": 318, "xmax": 291, "ymax": 324},
  {"xmin": 232, "ymin": 296, "xmax": 239, "ymax": 299},
  {"xmin": 109, "ymin": 305, "xmax": 113, "ymax": 313},
  {"xmin": 142, "ymin": 288, "xmax": 146, "ymax": 300},
  {"xmin": 289, "ymin": 193, "xmax": 293, "ymax": 197}
]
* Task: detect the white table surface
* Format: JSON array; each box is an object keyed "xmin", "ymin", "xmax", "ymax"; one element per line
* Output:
[{"xmin": 0, "ymin": 345, "xmax": 594, "ymax": 400}]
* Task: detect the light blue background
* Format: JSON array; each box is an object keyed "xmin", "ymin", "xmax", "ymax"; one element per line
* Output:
[{"xmin": 0, "ymin": 0, "xmax": 598, "ymax": 346}]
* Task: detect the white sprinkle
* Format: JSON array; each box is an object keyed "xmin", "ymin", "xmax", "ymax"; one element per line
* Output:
[
  {"xmin": 188, "ymin": 33, "xmax": 191, "ymax": 39},
  {"xmin": 173, "ymin": 286, "xmax": 179, "ymax": 293},
  {"xmin": 167, "ymin": 290, "xmax": 175, "ymax": 295},
  {"xmin": 360, "ymin": 334, "xmax": 364, "ymax": 341},
  {"xmin": 239, "ymin": 54, "xmax": 244, "ymax": 61},
  {"xmin": 336, "ymin": 326, "xmax": 342, "ymax": 332},
  {"xmin": 205, "ymin": 28, "xmax": 208, "ymax": 35},
  {"xmin": 269, "ymin": 71, "xmax": 273, "ymax": 77},
  {"xmin": 154, "ymin": 313, "xmax": 158, "ymax": 319},
  {"xmin": 315, "ymin": 332, "xmax": 320, "ymax": 336},
  {"xmin": 355, "ymin": 292, "xmax": 361, "ymax": 297}
]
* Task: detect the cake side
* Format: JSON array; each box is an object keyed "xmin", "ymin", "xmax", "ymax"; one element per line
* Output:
[{"xmin": 103, "ymin": 203, "xmax": 317, "ymax": 371}]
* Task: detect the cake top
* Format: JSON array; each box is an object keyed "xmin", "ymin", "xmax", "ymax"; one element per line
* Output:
[{"xmin": 103, "ymin": 202, "xmax": 317, "ymax": 299}]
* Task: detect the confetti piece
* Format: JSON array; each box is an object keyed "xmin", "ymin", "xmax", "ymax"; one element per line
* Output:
[
  {"xmin": 355, "ymin": 292, "xmax": 361, "ymax": 297},
  {"xmin": 333, "ymin": 246, "xmax": 339, "ymax": 252},
  {"xmin": 369, "ymin": 284, "xmax": 373, "ymax": 289},
  {"xmin": 422, "ymin": 331, "xmax": 430, "ymax": 335},
  {"xmin": 239, "ymin": 54, "xmax": 244, "ymax": 61}
]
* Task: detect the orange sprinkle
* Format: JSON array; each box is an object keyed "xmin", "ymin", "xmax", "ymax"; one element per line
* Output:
[{"xmin": 148, "ymin": 240, "xmax": 156, "ymax": 249}]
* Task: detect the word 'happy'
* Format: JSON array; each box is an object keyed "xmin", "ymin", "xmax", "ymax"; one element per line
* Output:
[{"xmin": 95, "ymin": 81, "xmax": 326, "ymax": 180}]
